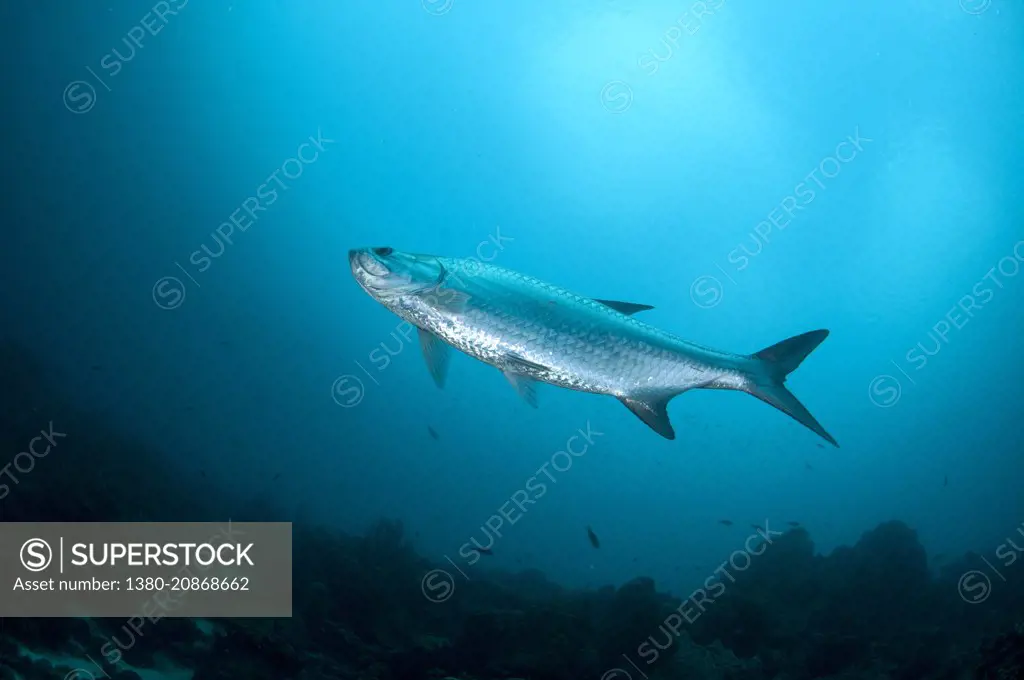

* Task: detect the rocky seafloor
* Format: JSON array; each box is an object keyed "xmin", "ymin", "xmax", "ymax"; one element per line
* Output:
[{"xmin": 0, "ymin": 344, "xmax": 1021, "ymax": 680}]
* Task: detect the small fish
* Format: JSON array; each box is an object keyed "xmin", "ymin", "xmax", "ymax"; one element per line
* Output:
[
  {"xmin": 816, "ymin": 443, "xmax": 824, "ymax": 449},
  {"xmin": 586, "ymin": 526, "xmax": 600, "ymax": 549},
  {"xmin": 427, "ymin": 426, "xmax": 440, "ymax": 440},
  {"xmin": 787, "ymin": 521, "xmax": 800, "ymax": 527},
  {"xmin": 719, "ymin": 519, "xmax": 734, "ymax": 526},
  {"xmin": 944, "ymin": 475, "xmax": 948, "ymax": 487},
  {"xmin": 349, "ymin": 248, "xmax": 838, "ymax": 446},
  {"xmin": 272, "ymin": 472, "xmax": 282, "ymax": 481},
  {"xmin": 199, "ymin": 470, "xmax": 206, "ymax": 478},
  {"xmin": 90, "ymin": 365, "xmax": 102, "ymax": 371},
  {"xmin": 805, "ymin": 461, "xmax": 814, "ymax": 471}
]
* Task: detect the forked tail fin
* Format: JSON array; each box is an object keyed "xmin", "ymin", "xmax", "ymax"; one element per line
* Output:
[{"xmin": 744, "ymin": 329, "xmax": 838, "ymax": 447}]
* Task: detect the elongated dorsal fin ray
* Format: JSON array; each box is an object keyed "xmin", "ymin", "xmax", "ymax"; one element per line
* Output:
[
  {"xmin": 418, "ymin": 329, "xmax": 451, "ymax": 388},
  {"xmin": 619, "ymin": 395, "xmax": 675, "ymax": 439},
  {"xmin": 594, "ymin": 299, "xmax": 654, "ymax": 315}
]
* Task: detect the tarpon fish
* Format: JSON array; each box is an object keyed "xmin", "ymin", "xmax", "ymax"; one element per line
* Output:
[{"xmin": 349, "ymin": 247, "xmax": 838, "ymax": 446}]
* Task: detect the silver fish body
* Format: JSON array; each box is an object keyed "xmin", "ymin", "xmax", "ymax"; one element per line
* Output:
[
  {"xmin": 350, "ymin": 247, "xmax": 837, "ymax": 446},
  {"xmin": 399, "ymin": 257, "xmax": 743, "ymax": 394}
]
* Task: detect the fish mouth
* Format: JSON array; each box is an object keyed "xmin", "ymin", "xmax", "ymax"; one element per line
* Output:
[
  {"xmin": 349, "ymin": 249, "xmax": 394, "ymax": 290},
  {"xmin": 349, "ymin": 249, "xmax": 388, "ymax": 278},
  {"xmin": 348, "ymin": 248, "xmax": 445, "ymax": 296},
  {"xmin": 348, "ymin": 247, "xmax": 416, "ymax": 295}
]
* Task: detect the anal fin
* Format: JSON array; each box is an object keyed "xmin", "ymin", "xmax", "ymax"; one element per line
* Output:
[{"xmin": 619, "ymin": 395, "xmax": 676, "ymax": 439}]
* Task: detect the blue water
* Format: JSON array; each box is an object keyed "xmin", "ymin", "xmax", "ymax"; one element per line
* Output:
[{"xmin": 4, "ymin": 0, "xmax": 1023, "ymax": 599}]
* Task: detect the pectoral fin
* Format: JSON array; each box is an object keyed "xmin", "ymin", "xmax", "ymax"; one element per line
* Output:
[
  {"xmin": 594, "ymin": 299, "xmax": 654, "ymax": 315},
  {"xmin": 418, "ymin": 329, "xmax": 451, "ymax": 388},
  {"xmin": 619, "ymin": 395, "xmax": 675, "ymax": 439}
]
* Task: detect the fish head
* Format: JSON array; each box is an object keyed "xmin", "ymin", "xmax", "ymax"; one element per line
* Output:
[{"xmin": 349, "ymin": 247, "xmax": 445, "ymax": 299}]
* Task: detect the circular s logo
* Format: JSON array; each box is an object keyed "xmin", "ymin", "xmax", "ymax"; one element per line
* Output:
[
  {"xmin": 21, "ymin": 538, "xmax": 53, "ymax": 572},
  {"xmin": 868, "ymin": 375, "xmax": 901, "ymax": 408},
  {"xmin": 689, "ymin": 275, "xmax": 723, "ymax": 309},
  {"xmin": 600, "ymin": 81, "xmax": 633, "ymax": 114},
  {"xmin": 958, "ymin": 570, "xmax": 991, "ymax": 604},
  {"xmin": 332, "ymin": 375, "xmax": 365, "ymax": 408},
  {"xmin": 64, "ymin": 670, "xmax": 96, "ymax": 680},
  {"xmin": 63, "ymin": 81, "xmax": 97, "ymax": 114},
  {"xmin": 422, "ymin": 0, "xmax": 454, "ymax": 15},
  {"xmin": 420, "ymin": 568, "xmax": 455, "ymax": 603},
  {"xmin": 152, "ymin": 276, "xmax": 186, "ymax": 310},
  {"xmin": 959, "ymin": 0, "xmax": 991, "ymax": 14}
]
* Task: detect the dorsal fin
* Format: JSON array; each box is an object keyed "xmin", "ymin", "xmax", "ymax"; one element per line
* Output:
[{"xmin": 594, "ymin": 299, "xmax": 654, "ymax": 315}]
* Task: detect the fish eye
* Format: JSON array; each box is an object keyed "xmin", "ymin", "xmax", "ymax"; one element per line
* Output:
[{"xmin": 372, "ymin": 247, "xmax": 394, "ymax": 257}]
